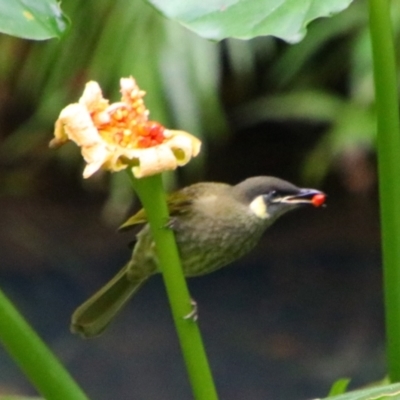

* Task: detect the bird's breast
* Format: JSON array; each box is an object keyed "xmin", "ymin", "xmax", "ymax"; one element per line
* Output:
[{"xmin": 173, "ymin": 198, "xmax": 269, "ymax": 276}]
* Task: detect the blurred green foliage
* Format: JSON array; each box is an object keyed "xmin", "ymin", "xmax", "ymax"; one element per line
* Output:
[
  {"xmin": 328, "ymin": 378, "xmax": 351, "ymax": 397},
  {"xmin": 0, "ymin": 0, "xmax": 399, "ymax": 207},
  {"xmin": 234, "ymin": 0, "xmax": 400, "ymax": 185},
  {"xmin": 0, "ymin": 397, "xmax": 42, "ymax": 400}
]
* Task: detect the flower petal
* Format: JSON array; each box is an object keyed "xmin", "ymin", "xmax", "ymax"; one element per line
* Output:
[
  {"xmin": 166, "ymin": 130, "xmax": 201, "ymax": 166},
  {"xmin": 81, "ymin": 143, "xmax": 110, "ymax": 178},
  {"xmin": 79, "ymin": 81, "xmax": 108, "ymax": 112},
  {"xmin": 129, "ymin": 146, "xmax": 177, "ymax": 178},
  {"xmin": 57, "ymin": 104, "xmax": 101, "ymax": 147}
]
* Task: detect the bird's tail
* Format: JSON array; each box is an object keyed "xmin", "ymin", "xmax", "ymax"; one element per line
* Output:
[{"xmin": 71, "ymin": 265, "xmax": 148, "ymax": 338}]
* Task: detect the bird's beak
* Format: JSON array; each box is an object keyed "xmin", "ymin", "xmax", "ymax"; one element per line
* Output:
[{"xmin": 275, "ymin": 189, "xmax": 326, "ymax": 208}]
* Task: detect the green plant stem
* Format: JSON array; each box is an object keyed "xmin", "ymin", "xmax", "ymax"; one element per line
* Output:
[
  {"xmin": 0, "ymin": 289, "xmax": 88, "ymax": 400},
  {"xmin": 128, "ymin": 172, "xmax": 218, "ymax": 400},
  {"xmin": 368, "ymin": 0, "xmax": 400, "ymax": 382}
]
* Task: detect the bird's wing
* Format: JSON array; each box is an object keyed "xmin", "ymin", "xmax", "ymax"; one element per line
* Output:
[
  {"xmin": 118, "ymin": 209, "xmax": 148, "ymax": 231},
  {"xmin": 118, "ymin": 191, "xmax": 193, "ymax": 232}
]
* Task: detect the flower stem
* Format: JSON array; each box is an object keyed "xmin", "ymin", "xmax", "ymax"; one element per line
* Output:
[
  {"xmin": 0, "ymin": 289, "xmax": 88, "ymax": 400},
  {"xmin": 368, "ymin": 0, "xmax": 400, "ymax": 381},
  {"xmin": 128, "ymin": 172, "xmax": 218, "ymax": 400}
]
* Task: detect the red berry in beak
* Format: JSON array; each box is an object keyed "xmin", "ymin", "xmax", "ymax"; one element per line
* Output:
[{"xmin": 311, "ymin": 193, "xmax": 326, "ymax": 207}]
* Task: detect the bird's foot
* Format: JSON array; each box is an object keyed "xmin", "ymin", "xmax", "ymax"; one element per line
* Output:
[
  {"xmin": 183, "ymin": 299, "xmax": 198, "ymax": 322},
  {"xmin": 164, "ymin": 217, "xmax": 177, "ymax": 230}
]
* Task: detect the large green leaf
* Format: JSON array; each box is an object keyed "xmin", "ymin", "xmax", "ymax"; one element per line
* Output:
[
  {"xmin": 320, "ymin": 382, "xmax": 400, "ymax": 400},
  {"xmin": 0, "ymin": 0, "xmax": 69, "ymax": 40},
  {"xmin": 146, "ymin": 0, "xmax": 354, "ymax": 42}
]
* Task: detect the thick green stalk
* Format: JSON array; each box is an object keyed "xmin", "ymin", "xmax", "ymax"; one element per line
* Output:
[
  {"xmin": 368, "ymin": 0, "xmax": 400, "ymax": 381},
  {"xmin": 0, "ymin": 289, "xmax": 88, "ymax": 400},
  {"xmin": 129, "ymin": 172, "xmax": 218, "ymax": 400}
]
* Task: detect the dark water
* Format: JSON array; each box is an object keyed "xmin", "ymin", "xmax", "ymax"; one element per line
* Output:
[{"xmin": 0, "ymin": 195, "xmax": 386, "ymax": 399}]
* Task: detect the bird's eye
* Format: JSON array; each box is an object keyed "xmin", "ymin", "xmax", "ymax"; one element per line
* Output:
[
  {"xmin": 269, "ymin": 190, "xmax": 278, "ymax": 199},
  {"xmin": 266, "ymin": 190, "xmax": 280, "ymax": 202}
]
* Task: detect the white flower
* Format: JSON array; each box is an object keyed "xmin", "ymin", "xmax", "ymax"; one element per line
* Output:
[{"xmin": 50, "ymin": 78, "xmax": 201, "ymax": 178}]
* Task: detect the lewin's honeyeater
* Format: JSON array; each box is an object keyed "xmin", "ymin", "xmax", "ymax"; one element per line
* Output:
[{"xmin": 71, "ymin": 176, "xmax": 325, "ymax": 337}]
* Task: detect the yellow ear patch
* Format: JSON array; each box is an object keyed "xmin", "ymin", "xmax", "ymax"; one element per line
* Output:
[{"xmin": 249, "ymin": 195, "xmax": 269, "ymax": 219}]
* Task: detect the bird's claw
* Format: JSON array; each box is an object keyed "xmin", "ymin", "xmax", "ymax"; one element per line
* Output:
[
  {"xmin": 164, "ymin": 217, "xmax": 177, "ymax": 230},
  {"xmin": 183, "ymin": 299, "xmax": 198, "ymax": 322}
]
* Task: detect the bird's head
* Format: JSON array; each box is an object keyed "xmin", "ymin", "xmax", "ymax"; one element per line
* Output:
[{"xmin": 233, "ymin": 176, "xmax": 326, "ymax": 221}]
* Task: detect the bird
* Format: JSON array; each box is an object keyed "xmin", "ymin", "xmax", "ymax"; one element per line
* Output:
[{"xmin": 71, "ymin": 176, "xmax": 325, "ymax": 337}]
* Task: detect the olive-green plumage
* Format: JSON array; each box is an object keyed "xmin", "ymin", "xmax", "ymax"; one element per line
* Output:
[{"xmin": 71, "ymin": 176, "xmax": 324, "ymax": 337}]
